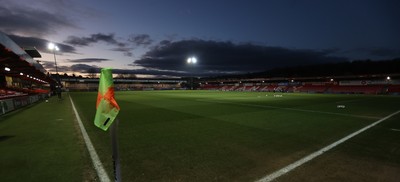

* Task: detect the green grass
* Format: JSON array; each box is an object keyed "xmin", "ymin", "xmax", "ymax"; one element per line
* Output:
[
  {"xmin": 0, "ymin": 95, "xmax": 92, "ymax": 182},
  {"xmin": 1, "ymin": 91, "xmax": 398, "ymax": 181},
  {"xmin": 278, "ymin": 113, "xmax": 400, "ymax": 182},
  {"xmin": 69, "ymin": 90, "xmax": 400, "ymax": 181}
]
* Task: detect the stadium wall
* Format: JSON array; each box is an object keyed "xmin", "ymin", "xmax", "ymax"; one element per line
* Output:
[{"xmin": 0, "ymin": 94, "xmax": 48, "ymax": 115}]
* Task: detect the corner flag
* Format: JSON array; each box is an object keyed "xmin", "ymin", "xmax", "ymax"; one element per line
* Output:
[{"xmin": 94, "ymin": 68, "xmax": 120, "ymax": 131}]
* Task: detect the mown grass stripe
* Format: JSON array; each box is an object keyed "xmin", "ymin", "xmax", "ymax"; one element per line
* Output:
[
  {"xmin": 198, "ymin": 99, "xmax": 380, "ymax": 119},
  {"xmin": 256, "ymin": 109, "xmax": 400, "ymax": 182},
  {"xmin": 69, "ymin": 95, "xmax": 111, "ymax": 182}
]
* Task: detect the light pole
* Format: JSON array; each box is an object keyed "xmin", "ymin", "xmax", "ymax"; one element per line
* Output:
[
  {"xmin": 48, "ymin": 43, "xmax": 62, "ymax": 99},
  {"xmin": 187, "ymin": 56, "xmax": 197, "ymax": 90},
  {"xmin": 48, "ymin": 43, "xmax": 59, "ymax": 75}
]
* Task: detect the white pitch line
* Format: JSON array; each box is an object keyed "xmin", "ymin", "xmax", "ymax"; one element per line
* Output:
[
  {"xmin": 69, "ymin": 96, "xmax": 111, "ymax": 182},
  {"xmin": 335, "ymin": 98, "xmax": 365, "ymax": 104},
  {"xmin": 256, "ymin": 109, "xmax": 400, "ymax": 182},
  {"xmin": 198, "ymin": 99, "xmax": 380, "ymax": 119}
]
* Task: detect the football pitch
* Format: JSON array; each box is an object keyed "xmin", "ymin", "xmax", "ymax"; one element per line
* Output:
[{"xmin": 1, "ymin": 90, "xmax": 400, "ymax": 181}]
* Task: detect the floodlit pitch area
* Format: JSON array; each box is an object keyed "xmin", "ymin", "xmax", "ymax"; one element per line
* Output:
[
  {"xmin": 72, "ymin": 90, "xmax": 400, "ymax": 181},
  {"xmin": 2, "ymin": 91, "xmax": 400, "ymax": 181}
]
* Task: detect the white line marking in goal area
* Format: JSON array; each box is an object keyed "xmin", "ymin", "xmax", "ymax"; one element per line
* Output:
[
  {"xmin": 69, "ymin": 96, "xmax": 111, "ymax": 182},
  {"xmin": 390, "ymin": 128, "xmax": 400, "ymax": 132},
  {"xmin": 255, "ymin": 109, "xmax": 400, "ymax": 182}
]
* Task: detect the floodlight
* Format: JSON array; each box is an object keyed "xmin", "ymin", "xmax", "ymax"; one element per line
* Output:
[
  {"xmin": 48, "ymin": 43, "xmax": 59, "ymax": 51},
  {"xmin": 48, "ymin": 43, "xmax": 55, "ymax": 50},
  {"xmin": 387, "ymin": 76, "xmax": 391, "ymax": 80},
  {"xmin": 187, "ymin": 56, "xmax": 197, "ymax": 64},
  {"xmin": 4, "ymin": 67, "xmax": 10, "ymax": 71}
]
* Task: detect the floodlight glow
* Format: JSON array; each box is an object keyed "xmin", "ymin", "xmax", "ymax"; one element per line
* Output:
[
  {"xmin": 330, "ymin": 78, "xmax": 334, "ymax": 81},
  {"xmin": 48, "ymin": 43, "xmax": 55, "ymax": 50},
  {"xmin": 20, "ymin": 73, "xmax": 23, "ymax": 76},
  {"xmin": 187, "ymin": 56, "xmax": 197, "ymax": 64},
  {"xmin": 48, "ymin": 42, "xmax": 59, "ymax": 51},
  {"xmin": 387, "ymin": 76, "xmax": 391, "ymax": 80},
  {"xmin": 4, "ymin": 67, "xmax": 10, "ymax": 71}
]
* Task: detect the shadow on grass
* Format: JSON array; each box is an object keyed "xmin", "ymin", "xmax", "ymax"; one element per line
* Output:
[{"xmin": 0, "ymin": 135, "xmax": 15, "ymax": 142}]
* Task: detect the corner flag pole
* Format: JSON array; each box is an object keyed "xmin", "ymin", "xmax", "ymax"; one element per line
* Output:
[
  {"xmin": 111, "ymin": 118, "xmax": 121, "ymax": 182},
  {"xmin": 94, "ymin": 68, "xmax": 121, "ymax": 181}
]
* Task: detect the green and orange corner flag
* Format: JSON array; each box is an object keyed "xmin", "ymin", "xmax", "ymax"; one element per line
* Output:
[{"xmin": 94, "ymin": 68, "xmax": 120, "ymax": 131}]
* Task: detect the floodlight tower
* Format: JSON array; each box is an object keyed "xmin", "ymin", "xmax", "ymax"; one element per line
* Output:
[
  {"xmin": 187, "ymin": 56, "xmax": 197, "ymax": 90},
  {"xmin": 48, "ymin": 42, "xmax": 63, "ymax": 97},
  {"xmin": 48, "ymin": 43, "xmax": 60, "ymax": 75}
]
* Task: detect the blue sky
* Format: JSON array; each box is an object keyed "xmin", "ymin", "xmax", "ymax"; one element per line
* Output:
[{"xmin": 1, "ymin": 0, "xmax": 399, "ymax": 77}]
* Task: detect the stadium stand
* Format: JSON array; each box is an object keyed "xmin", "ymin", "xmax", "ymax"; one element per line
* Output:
[
  {"xmin": 294, "ymin": 85, "xmax": 329, "ymax": 93},
  {"xmin": 328, "ymin": 85, "xmax": 385, "ymax": 94},
  {"xmin": 199, "ymin": 78, "xmax": 399, "ymax": 95},
  {"xmin": 0, "ymin": 32, "xmax": 53, "ymax": 115},
  {"xmin": 387, "ymin": 85, "xmax": 400, "ymax": 94}
]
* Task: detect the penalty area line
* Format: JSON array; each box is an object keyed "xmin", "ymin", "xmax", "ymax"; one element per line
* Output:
[
  {"xmin": 255, "ymin": 109, "xmax": 400, "ymax": 182},
  {"xmin": 69, "ymin": 96, "xmax": 111, "ymax": 182}
]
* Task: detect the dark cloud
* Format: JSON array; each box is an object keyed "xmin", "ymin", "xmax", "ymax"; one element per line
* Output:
[
  {"xmin": 39, "ymin": 61, "xmax": 55, "ymax": 71},
  {"xmin": 64, "ymin": 33, "xmax": 133, "ymax": 57},
  {"xmin": 41, "ymin": 61, "xmax": 102, "ymax": 74},
  {"xmin": 159, "ymin": 40, "xmax": 171, "ymax": 46},
  {"xmin": 367, "ymin": 48, "xmax": 400, "ymax": 57},
  {"xmin": 0, "ymin": 5, "xmax": 76, "ymax": 36},
  {"xmin": 128, "ymin": 34, "xmax": 153, "ymax": 47},
  {"xmin": 61, "ymin": 63, "xmax": 193, "ymax": 77},
  {"xmin": 70, "ymin": 64, "xmax": 101, "ymax": 73},
  {"xmin": 110, "ymin": 47, "xmax": 134, "ymax": 57},
  {"xmin": 133, "ymin": 39, "xmax": 348, "ymax": 76},
  {"xmin": 64, "ymin": 33, "xmax": 124, "ymax": 46},
  {"xmin": 124, "ymin": 52, "xmax": 133, "ymax": 57},
  {"xmin": 113, "ymin": 68, "xmax": 187, "ymax": 77},
  {"xmin": 39, "ymin": 60, "xmax": 71, "ymax": 73},
  {"xmin": 114, "ymin": 68, "xmax": 232, "ymax": 77},
  {"xmin": 338, "ymin": 48, "xmax": 400, "ymax": 60},
  {"xmin": 8, "ymin": 34, "xmax": 77, "ymax": 54},
  {"xmin": 68, "ymin": 58, "xmax": 110, "ymax": 63}
]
